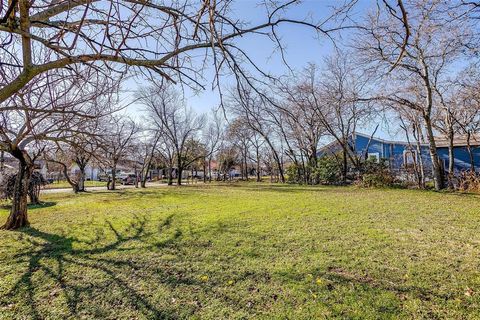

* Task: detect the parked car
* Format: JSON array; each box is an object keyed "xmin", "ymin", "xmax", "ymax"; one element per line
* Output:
[{"xmin": 121, "ymin": 173, "xmax": 138, "ymax": 185}]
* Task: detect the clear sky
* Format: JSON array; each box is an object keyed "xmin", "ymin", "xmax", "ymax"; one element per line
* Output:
[{"xmin": 123, "ymin": 0, "xmax": 401, "ymax": 140}]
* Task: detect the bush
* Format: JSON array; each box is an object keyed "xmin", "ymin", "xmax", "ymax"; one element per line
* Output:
[
  {"xmin": 1, "ymin": 171, "xmax": 47, "ymax": 203},
  {"xmin": 315, "ymin": 155, "xmax": 342, "ymax": 184},
  {"xmin": 286, "ymin": 163, "xmax": 304, "ymax": 184},
  {"xmin": 356, "ymin": 158, "xmax": 395, "ymax": 188},
  {"xmin": 457, "ymin": 171, "xmax": 480, "ymax": 193}
]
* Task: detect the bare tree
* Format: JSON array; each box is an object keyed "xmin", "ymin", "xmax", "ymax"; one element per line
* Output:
[
  {"xmin": 101, "ymin": 117, "xmax": 139, "ymax": 191},
  {"xmin": 280, "ymin": 56, "xmax": 369, "ymax": 183},
  {"xmin": 453, "ymin": 66, "xmax": 480, "ymax": 171},
  {"xmin": 44, "ymin": 137, "xmax": 99, "ymax": 193},
  {"xmin": 137, "ymin": 131, "xmax": 160, "ymax": 188},
  {"xmin": 227, "ymin": 118, "xmax": 252, "ymax": 181},
  {"xmin": 397, "ymin": 107, "xmax": 427, "ymax": 188},
  {"xmin": 356, "ymin": 0, "xmax": 476, "ymax": 190},
  {"xmin": 139, "ymin": 83, "xmax": 204, "ymax": 185},
  {"xmin": 202, "ymin": 109, "xmax": 224, "ymax": 183},
  {"xmin": 228, "ymin": 85, "xmax": 286, "ymax": 182},
  {"xmin": 0, "ymin": 0, "xmax": 359, "ymax": 104},
  {"xmin": 0, "ymin": 69, "xmax": 117, "ymax": 229}
]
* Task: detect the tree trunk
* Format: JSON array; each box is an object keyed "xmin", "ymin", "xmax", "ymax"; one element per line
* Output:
[
  {"xmin": 177, "ymin": 167, "xmax": 183, "ymax": 185},
  {"xmin": 78, "ymin": 165, "xmax": 86, "ymax": 192},
  {"xmin": 208, "ymin": 158, "xmax": 212, "ymax": 182},
  {"xmin": 424, "ymin": 116, "xmax": 444, "ymax": 190},
  {"xmin": 141, "ymin": 174, "xmax": 147, "ymax": 188},
  {"xmin": 466, "ymin": 131, "xmax": 475, "ymax": 172},
  {"xmin": 134, "ymin": 168, "xmax": 139, "ymax": 188},
  {"xmin": 2, "ymin": 156, "xmax": 33, "ymax": 230},
  {"xmin": 415, "ymin": 142, "xmax": 426, "ymax": 189},
  {"xmin": 447, "ymin": 130, "xmax": 455, "ymax": 189},
  {"xmin": 256, "ymin": 149, "xmax": 261, "ymax": 182},
  {"xmin": 110, "ymin": 164, "xmax": 117, "ymax": 190},
  {"xmin": 203, "ymin": 160, "xmax": 207, "ymax": 183},
  {"xmin": 342, "ymin": 144, "xmax": 348, "ymax": 184},
  {"xmin": 166, "ymin": 167, "xmax": 172, "ymax": 185}
]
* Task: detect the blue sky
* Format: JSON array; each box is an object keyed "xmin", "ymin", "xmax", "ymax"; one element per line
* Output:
[{"xmin": 123, "ymin": 0, "xmax": 400, "ymax": 139}]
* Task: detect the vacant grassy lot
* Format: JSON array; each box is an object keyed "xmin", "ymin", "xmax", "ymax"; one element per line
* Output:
[{"xmin": 1, "ymin": 184, "xmax": 480, "ymax": 319}]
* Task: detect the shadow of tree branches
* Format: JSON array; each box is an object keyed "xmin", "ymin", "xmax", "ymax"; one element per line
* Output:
[{"xmin": 1, "ymin": 214, "xmax": 192, "ymax": 319}]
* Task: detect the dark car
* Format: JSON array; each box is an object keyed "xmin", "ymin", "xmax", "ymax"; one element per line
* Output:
[{"xmin": 121, "ymin": 174, "xmax": 138, "ymax": 185}]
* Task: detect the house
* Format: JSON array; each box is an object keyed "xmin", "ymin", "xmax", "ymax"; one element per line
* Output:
[
  {"xmin": 70, "ymin": 163, "xmax": 101, "ymax": 181},
  {"xmin": 435, "ymin": 137, "xmax": 480, "ymax": 172},
  {"xmin": 319, "ymin": 132, "xmax": 480, "ymax": 173}
]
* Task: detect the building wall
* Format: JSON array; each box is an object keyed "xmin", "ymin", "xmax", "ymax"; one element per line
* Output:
[
  {"xmin": 437, "ymin": 146, "xmax": 480, "ymax": 172},
  {"xmin": 354, "ymin": 134, "xmax": 431, "ymax": 171}
]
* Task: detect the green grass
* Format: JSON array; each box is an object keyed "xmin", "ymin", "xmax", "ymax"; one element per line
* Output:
[
  {"xmin": 43, "ymin": 180, "xmax": 106, "ymax": 189},
  {"xmin": 1, "ymin": 184, "xmax": 480, "ymax": 319}
]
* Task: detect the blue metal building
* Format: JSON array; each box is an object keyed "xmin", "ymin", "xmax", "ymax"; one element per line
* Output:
[{"xmin": 319, "ymin": 132, "xmax": 480, "ymax": 173}]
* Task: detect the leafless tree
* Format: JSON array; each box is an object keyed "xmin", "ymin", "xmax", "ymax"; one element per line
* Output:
[
  {"xmin": 453, "ymin": 66, "xmax": 480, "ymax": 171},
  {"xmin": 136, "ymin": 130, "xmax": 160, "ymax": 188},
  {"xmin": 396, "ymin": 107, "xmax": 427, "ymax": 188},
  {"xmin": 0, "ymin": 69, "xmax": 117, "ymax": 229},
  {"xmin": 228, "ymin": 85, "xmax": 286, "ymax": 182},
  {"xmin": 280, "ymin": 55, "xmax": 370, "ymax": 183},
  {"xmin": 227, "ymin": 118, "xmax": 252, "ymax": 181},
  {"xmin": 100, "ymin": 117, "xmax": 139, "ymax": 191},
  {"xmin": 355, "ymin": 0, "xmax": 476, "ymax": 190},
  {"xmin": 202, "ymin": 109, "xmax": 224, "ymax": 183},
  {"xmin": 44, "ymin": 136, "xmax": 99, "ymax": 193},
  {"xmin": 139, "ymin": 83, "xmax": 204, "ymax": 185},
  {"xmin": 0, "ymin": 0, "xmax": 360, "ymax": 105}
]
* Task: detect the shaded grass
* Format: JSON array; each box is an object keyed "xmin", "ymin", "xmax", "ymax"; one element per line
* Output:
[
  {"xmin": 43, "ymin": 180, "xmax": 106, "ymax": 190},
  {"xmin": 1, "ymin": 184, "xmax": 480, "ymax": 319}
]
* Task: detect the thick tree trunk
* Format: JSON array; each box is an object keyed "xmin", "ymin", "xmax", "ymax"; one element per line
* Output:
[
  {"xmin": 78, "ymin": 165, "xmax": 86, "ymax": 192},
  {"xmin": 203, "ymin": 161, "xmax": 207, "ymax": 183},
  {"xmin": 2, "ymin": 158, "xmax": 33, "ymax": 230},
  {"xmin": 167, "ymin": 167, "xmax": 173, "ymax": 185},
  {"xmin": 424, "ymin": 116, "xmax": 444, "ymax": 190},
  {"xmin": 28, "ymin": 182, "xmax": 41, "ymax": 205},
  {"xmin": 177, "ymin": 167, "xmax": 183, "ymax": 185},
  {"xmin": 208, "ymin": 158, "xmax": 212, "ymax": 182},
  {"xmin": 110, "ymin": 164, "xmax": 117, "ymax": 190}
]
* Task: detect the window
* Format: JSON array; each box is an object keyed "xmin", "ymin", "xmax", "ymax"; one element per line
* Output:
[
  {"xmin": 368, "ymin": 152, "xmax": 380, "ymax": 163},
  {"xmin": 403, "ymin": 150, "xmax": 416, "ymax": 167}
]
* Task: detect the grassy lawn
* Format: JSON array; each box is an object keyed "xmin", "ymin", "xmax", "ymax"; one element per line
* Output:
[
  {"xmin": 43, "ymin": 180, "xmax": 107, "ymax": 190},
  {"xmin": 1, "ymin": 184, "xmax": 480, "ymax": 319}
]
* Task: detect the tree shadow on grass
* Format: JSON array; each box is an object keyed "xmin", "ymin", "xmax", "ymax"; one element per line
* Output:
[
  {"xmin": 0, "ymin": 201, "xmax": 57, "ymax": 210},
  {"xmin": 1, "ymin": 214, "xmax": 191, "ymax": 319}
]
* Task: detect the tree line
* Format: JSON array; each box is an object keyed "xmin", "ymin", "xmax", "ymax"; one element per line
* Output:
[{"xmin": 1, "ymin": 0, "xmax": 479, "ymax": 230}]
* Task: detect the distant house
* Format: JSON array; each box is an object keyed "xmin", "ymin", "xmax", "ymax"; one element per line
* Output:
[
  {"xmin": 70, "ymin": 163, "xmax": 101, "ymax": 181},
  {"xmin": 319, "ymin": 132, "xmax": 480, "ymax": 173}
]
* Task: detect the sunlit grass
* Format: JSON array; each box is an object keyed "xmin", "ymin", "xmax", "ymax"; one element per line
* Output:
[{"xmin": 1, "ymin": 184, "xmax": 480, "ymax": 319}]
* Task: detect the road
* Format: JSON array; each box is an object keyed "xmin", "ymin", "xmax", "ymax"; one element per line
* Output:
[{"xmin": 41, "ymin": 182, "xmax": 169, "ymax": 193}]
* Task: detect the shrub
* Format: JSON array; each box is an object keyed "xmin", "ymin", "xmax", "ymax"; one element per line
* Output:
[
  {"xmin": 356, "ymin": 158, "xmax": 395, "ymax": 188},
  {"xmin": 286, "ymin": 163, "xmax": 303, "ymax": 184},
  {"xmin": 1, "ymin": 171, "xmax": 47, "ymax": 204},
  {"xmin": 457, "ymin": 171, "xmax": 480, "ymax": 193},
  {"xmin": 315, "ymin": 155, "xmax": 342, "ymax": 184}
]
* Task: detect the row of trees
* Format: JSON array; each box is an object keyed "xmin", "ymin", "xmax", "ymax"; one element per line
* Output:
[{"xmin": 1, "ymin": 0, "xmax": 479, "ymax": 230}]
